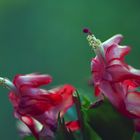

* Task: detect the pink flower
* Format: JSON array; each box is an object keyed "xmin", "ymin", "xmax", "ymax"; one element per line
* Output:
[
  {"xmin": 8, "ymin": 74, "xmax": 79, "ymax": 140},
  {"xmin": 84, "ymin": 29, "xmax": 140, "ymax": 131}
]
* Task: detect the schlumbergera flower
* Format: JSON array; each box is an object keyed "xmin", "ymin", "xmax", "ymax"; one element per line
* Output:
[
  {"xmin": 0, "ymin": 74, "xmax": 79, "ymax": 140},
  {"xmin": 83, "ymin": 28, "xmax": 140, "ymax": 132}
]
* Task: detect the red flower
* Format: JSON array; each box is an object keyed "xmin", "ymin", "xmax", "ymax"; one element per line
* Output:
[
  {"xmin": 8, "ymin": 74, "xmax": 79, "ymax": 140},
  {"xmin": 84, "ymin": 29, "xmax": 140, "ymax": 131}
]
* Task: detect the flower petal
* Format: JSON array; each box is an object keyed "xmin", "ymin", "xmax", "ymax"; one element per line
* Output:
[
  {"xmin": 66, "ymin": 120, "xmax": 80, "ymax": 132},
  {"xmin": 17, "ymin": 88, "xmax": 62, "ymax": 116},
  {"xmin": 107, "ymin": 60, "xmax": 140, "ymax": 82},
  {"xmin": 102, "ymin": 34, "xmax": 123, "ymax": 48},
  {"xmin": 20, "ymin": 115, "xmax": 39, "ymax": 140},
  {"xmin": 105, "ymin": 44, "xmax": 130, "ymax": 62},
  {"xmin": 58, "ymin": 84, "xmax": 75, "ymax": 116},
  {"xmin": 13, "ymin": 74, "xmax": 52, "ymax": 89},
  {"xmin": 126, "ymin": 91, "xmax": 140, "ymax": 117},
  {"xmin": 99, "ymin": 81, "xmax": 125, "ymax": 108}
]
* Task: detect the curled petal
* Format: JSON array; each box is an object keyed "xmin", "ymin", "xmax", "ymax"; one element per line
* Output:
[
  {"xmin": 17, "ymin": 88, "xmax": 62, "ymax": 116},
  {"xmin": 17, "ymin": 85, "xmax": 74, "ymax": 115},
  {"xmin": 102, "ymin": 34, "xmax": 123, "ymax": 48},
  {"xmin": 17, "ymin": 120, "xmax": 32, "ymax": 137},
  {"xmin": 20, "ymin": 116, "xmax": 39, "ymax": 140},
  {"xmin": 107, "ymin": 60, "xmax": 140, "ymax": 82},
  {"xmin": 58, "ymin": 84, "xmax": 75, "ymax": 116},
  {"xmin": 126, "ymin": 92, "xmax": 140, "ymax": 117},
  {"xmin": 105, "ymin": 44, "xmax": 131, "ymax": 62},
  {"xmin": 13, "ymin": 74, "xmax": 52, "ymax": 89}
]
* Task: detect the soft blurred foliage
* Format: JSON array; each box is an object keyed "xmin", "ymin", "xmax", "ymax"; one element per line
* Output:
[{"xmin": 0, "ymin": 0, "xmax": 140, "ymax": 139}]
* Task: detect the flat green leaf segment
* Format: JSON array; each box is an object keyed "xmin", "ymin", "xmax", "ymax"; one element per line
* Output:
[
  {"xmin": 73, "ymin": 91, "xmax": 101, "ymax": 140},
  {"xmin": 133, "ymin": 132, "xmax": 140, "ymax": 140},
  {"xmin": 87, "ymin": 99, "xmax": 135, "ymax": 140},
  {"xmin": 55, "ymin": 115, "xmax": 76, "ymax": 140},
  {"xmin": 23, "ymin": 136, "xmax": 35, "ymax": 140}
]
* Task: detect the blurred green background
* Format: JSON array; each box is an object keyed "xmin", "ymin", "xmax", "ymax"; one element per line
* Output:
[{"xmin": 0, "ymin": 0, "xmax": 140, "ymax": 139}]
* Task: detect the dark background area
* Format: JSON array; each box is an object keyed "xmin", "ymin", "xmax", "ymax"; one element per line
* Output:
[{"xmin": 0, "ymin": 0, "xmax": 140, "ymax": 139}]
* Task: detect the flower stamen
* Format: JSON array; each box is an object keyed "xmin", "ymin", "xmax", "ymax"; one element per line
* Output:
[
  {"xmin": 0, "ymin": 77, "xmax": 17, "ymax": 92},
  {"xmin": 83, "ymin": 28, "xmax": 101, "ymax": 49},
  {"xmin": 83, "ymin": 28, "xmax": 106, "ymax": 61}
]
